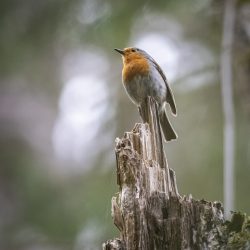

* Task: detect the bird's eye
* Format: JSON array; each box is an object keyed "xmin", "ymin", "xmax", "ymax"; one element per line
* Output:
[{"xmin": 131, "ymin": 48, "xmax": 136, "ymax": 52}]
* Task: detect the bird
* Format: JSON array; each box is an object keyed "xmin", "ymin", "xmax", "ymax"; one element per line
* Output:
[{"xmin": 114, "ymin": 47, "xmax": 177, "ymax": 142}]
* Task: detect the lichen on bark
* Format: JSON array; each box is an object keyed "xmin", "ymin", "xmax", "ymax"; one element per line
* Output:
[{"xmin": 103, "ymin": 97, "xmax": 250, "ymax": 250}]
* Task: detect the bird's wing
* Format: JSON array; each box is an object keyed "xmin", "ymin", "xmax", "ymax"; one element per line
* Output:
[{"xmin": 148, "ymin": 55, "xmax": 177, "ymax": 115}]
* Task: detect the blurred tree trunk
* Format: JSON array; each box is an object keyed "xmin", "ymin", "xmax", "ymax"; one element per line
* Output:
[
  {"xmin": 220, "ymin": 0, "xmax": 236, "ymax": 219},
  {"xmin": 103, "ymin": 97, "xmax": 250, "ymax": 250}
]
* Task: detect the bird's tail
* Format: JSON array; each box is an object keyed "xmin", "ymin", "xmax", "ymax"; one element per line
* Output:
[{"xmin": 159, "ymin": 107, "xmax": 177, "ymax": 142}]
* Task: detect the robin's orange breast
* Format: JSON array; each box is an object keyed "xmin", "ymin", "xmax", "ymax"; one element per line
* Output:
[{"xmin": 122, "ymin": 56, "xmax": 150, "ymax": 83}]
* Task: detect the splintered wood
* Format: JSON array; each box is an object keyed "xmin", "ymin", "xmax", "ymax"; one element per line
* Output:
[{"xmin": 103, "ymin": 97, "xmax": 242, "ymax": 250}]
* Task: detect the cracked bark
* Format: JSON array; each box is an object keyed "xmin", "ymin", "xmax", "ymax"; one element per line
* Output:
[{"xmin": 103, "ymin": 97, "xmax": 250, "ymax": 250}]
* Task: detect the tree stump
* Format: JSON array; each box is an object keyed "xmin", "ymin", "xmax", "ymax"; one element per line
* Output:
[{"xmin": 103, "ymin": 97, "xmax": 250, "ymax": 250}]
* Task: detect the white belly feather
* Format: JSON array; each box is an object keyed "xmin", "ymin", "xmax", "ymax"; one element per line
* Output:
[{"xmin": 123, "ymin": 67, "xmax": 167, "ymax": 106}]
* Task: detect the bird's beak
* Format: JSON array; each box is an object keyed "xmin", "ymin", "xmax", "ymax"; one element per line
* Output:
[{"xmin": 114, "ymin": 48, "xmax": 124, "ymax": 55}]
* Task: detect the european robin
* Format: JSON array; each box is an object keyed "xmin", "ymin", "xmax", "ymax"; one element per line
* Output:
[{"xmin": 114, "ymin": 47, "xmax": 177, "ymax": 142}]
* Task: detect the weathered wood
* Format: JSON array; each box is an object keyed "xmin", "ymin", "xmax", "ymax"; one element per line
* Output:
[{"xmin": 103, "ymin": 97, "xmax": 250, "ymax": 250}]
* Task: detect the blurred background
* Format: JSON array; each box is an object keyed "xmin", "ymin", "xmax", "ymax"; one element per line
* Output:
[{"xmin": 0, "ymin": 0, "xmax": 250, "ymax": 249}]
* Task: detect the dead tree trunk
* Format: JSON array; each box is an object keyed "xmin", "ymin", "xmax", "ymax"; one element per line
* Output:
[{"xmin": 103, "ymin": 97, "xmax": 250, "ymax": 250}]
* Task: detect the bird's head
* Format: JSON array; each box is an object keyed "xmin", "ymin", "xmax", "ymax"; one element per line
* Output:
[{"xmin": 114, "ymin": 47, "xmax": 146, "ymax": 64}]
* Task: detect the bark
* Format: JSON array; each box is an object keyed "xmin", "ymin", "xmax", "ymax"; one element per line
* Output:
[{"xmin": 103, "ymin": 97, "xmax": 250, "ymax": 250}]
